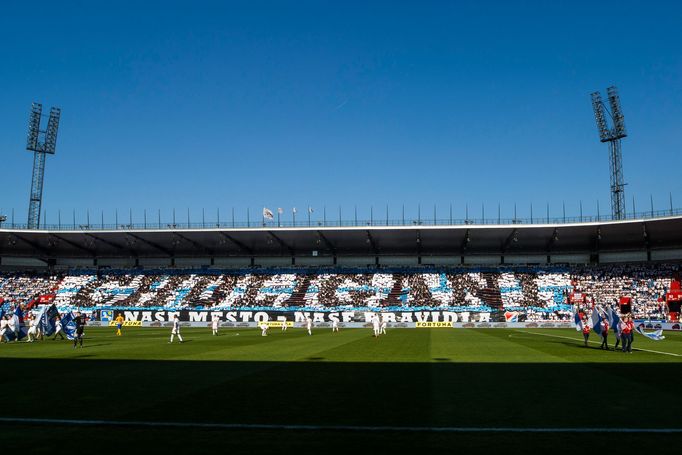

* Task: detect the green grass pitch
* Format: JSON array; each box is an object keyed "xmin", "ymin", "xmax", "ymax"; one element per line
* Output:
[{"xmin": 1, "ymin": 327, "xmax": 681, "ymax": 454}]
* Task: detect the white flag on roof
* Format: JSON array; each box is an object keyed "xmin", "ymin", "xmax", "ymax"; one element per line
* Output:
[
  {"xmin": 263, "ymin": 207, "xmax": 274, "ymax": 220},
  {"xmin": 277, "ymin": 208, "xmax": 283, "ymax": 215},
  {"xmin": 308, "ymin": 206, "xmax": 314, "ymax": 214},
  {"xmin": 292, "ymin": 207, "xmax": 297, "ymax": 214}
]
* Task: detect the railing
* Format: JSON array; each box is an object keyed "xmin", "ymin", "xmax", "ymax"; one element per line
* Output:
[{"xmin": 1, "ymin": 208, "xmax": 681, "ymax": 231}]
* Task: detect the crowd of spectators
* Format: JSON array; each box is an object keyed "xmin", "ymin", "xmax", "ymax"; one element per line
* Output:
[
  {"xmin": 0, "ymin": 264, "xmax": 679, "ymax": 319},
  {"xmin": 0, "ymin": 273, "xmax": 61, "ymax": 310}
]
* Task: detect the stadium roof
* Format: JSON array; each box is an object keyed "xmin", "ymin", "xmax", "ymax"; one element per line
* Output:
[{"xmin": 2, "ymin": 215, "xmax": 682, "ymax": 261}]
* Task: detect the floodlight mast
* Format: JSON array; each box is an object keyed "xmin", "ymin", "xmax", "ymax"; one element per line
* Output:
[
  {"xmin": 591, "ymin": 86, "xmax": 627, "ymax": 220},
  {"xmin": 25, "ymin": 103, "xmax": 61, "ymax": 229}
]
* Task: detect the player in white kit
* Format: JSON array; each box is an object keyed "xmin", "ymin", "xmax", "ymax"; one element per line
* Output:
[
  {"xmin": 306, "ymin": 317, "xmax": 313, "ymax": 335},
  {"xmin": 372, "ymin": 315, "xmax": 381, "ymax": 337},
  {"xmin": 260, "ymin": 323, "xmax": 269, "ymax": 336},
  {"xmin": 331, "ymin": 319, "xmax": 339, "ymax": 332},
  {"xmin": 211, "ymin": 316, "xmax": 219, "ymax": 336},
  {"xmin": 169, "ymin": 315, "xmax": 183, "ymax": 343},
  {"xmin": 380, "ymin": 320, "xmax": 387, "ymax": 335},
  {"xmin": 281, "ymin": 317, "xmax": 288, "ymax": 331}
]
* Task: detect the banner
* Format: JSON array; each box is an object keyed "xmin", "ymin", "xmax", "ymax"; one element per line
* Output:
[
  {"xmin": 113, "ymin": 310, "xmax": 489, "ymax": 325},
  {"xmin": 262, "ymin": 321, "xmax": 294, "ymax": 327},
  {"xmin": 107, "ymin": 321, "xmax": 142, "ymax": 327},
  {"xmin": 100, "ymin": 310, "xmax": 113, "ymax": 322},
  {"xmin": 416, "ymin": 322, "xmax": 453, "ymax": 328}
]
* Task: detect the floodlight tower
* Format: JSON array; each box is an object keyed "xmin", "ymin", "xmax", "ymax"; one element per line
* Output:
[
  {"xmin": 590, "ymin": 86, "xmax": 627, "ymax": 220},
  {"xmin": 25, "ymin": 102, "xmax": 61, "ymax": 229}
]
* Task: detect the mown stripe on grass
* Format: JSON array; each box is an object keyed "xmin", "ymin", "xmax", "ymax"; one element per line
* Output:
[{"xmin": 1, "ymin": 417, "xmax": 681, "ymax": 433}]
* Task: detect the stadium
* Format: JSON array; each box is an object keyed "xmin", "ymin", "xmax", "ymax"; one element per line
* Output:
[
  {"xmin": 3, "ymin": 199, "xmax": 682, "ymax": 453},
  {"xmin": 2, "ymin": 2, "xmax": 682, "ymax": 454}
]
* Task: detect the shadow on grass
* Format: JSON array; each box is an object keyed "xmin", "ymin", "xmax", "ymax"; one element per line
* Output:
[
  {"xmin": 2, "ymin": 423, "xmax": 680, "ymax": 454},
  {"xmin": 0, "ymin": 358, "xmax": 680, "ymax": 431}
]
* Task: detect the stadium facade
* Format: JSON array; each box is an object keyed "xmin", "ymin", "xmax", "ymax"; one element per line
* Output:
[{"xmin": 1, "ymin": 214, "xmax": 682, "ymax": 269}]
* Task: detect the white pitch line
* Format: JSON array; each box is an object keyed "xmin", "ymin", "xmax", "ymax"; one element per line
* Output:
[
  {"xmin": 515, "ymin": 330, "xmax": 682, "ymax": 357},
  {"xmin": 0, "ymin": 417, "xmax": 681, "ymax": 434}
]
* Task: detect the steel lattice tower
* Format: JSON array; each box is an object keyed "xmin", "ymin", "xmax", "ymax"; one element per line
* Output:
[
  {"xmin": 26, "ymin": 102, "xmax": 61, "ymax": 229},
  {"xmin": 591, "ymin": 86, "xmax": 627, "ymax": 220}
]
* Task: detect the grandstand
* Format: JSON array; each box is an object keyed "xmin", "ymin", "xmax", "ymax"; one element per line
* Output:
[{"xmin": 2, "ymin": 214, "xmax": 682, "ymax": 321}]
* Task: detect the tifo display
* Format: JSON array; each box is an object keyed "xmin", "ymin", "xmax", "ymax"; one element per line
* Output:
[{"xmin": 0, "ymin": 263, "xmax": 680, "ymax": 322}]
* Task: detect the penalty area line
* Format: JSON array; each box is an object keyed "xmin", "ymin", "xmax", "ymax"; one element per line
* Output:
[
  {"xmin": 515, "ymin": 330, "xmax": 682, "ymax": 357},
  {"xmin": 0, "ymin": 417, "xmax": 681, "ymax": 434}
]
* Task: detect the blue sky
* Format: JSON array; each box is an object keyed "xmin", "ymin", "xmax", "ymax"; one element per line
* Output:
[{"xmin": 1, "ymin": 0, "xmax": 681, "ymax": 225}]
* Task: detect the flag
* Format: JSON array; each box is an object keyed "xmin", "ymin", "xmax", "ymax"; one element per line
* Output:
[
  {"xmin": 574, "ymin": 311, "xmax": 583, "ymax": 332},
  {"xmin": 38, "ymin": 303, "xmax": 60, "ymax": 336},
  {"xmin": 263, "ymin": 207, "xmax": 274, "ymax": 220},
  {"xmin": 607, "ymin": 306, "xmax": 621, "ymax": 335},
  {"xmin": 34, "ymin": 304, "xmax": 48, "ymax": 333},
  {"xmin": 14, "ymin": 305, "xmax": 24, "ymax": 324},
  {"xmin": 5, "ymin": 306, "xmax": 28, "ymax": 341},
  {"xmin": 591, "ymin": 309, "xmax": 602, "ymax": 336},
  {"xmin": 292, "ymin": 207, "xmax": 297, "ymax": 214},
  {"xmin": 14, "ymin": 306, "xmax": 27, "ymax": 340},
  {"xmin": 504, "ymin": 311, "xmax": 520, "ymax": 323},
  {"xmin": 308, "ymin": 207, "xmax": 314, "ymax": 214},
  {"xmin": 277, "ymin": 208, "xmax": 283, "ymax": 215},
  {"xmin": 60, "ymin": 312, "xmax": 77, "ymax": 340},
  {"xmin": 635, "ymin": 324, "xmax": 665, "ymax": 341}
]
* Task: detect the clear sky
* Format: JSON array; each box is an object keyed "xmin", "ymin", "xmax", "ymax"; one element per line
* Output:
[{"xmin": 1, "ymin": 0, "xmax": 681, "ymax": 226}]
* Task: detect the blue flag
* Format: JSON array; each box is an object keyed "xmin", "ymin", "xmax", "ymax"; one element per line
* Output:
[
  {"xmin": 4, "ymin": 306, "xmax": 28, "ymax": 341},
  {"xmin": 60, "ymin": 312, "xmax": 77, "ymax": 340},
  {"xmin": 591, "ymin": 310, "xmax": 603, "ymax": 336},
  {"xmin": 608, "ymin": 306, "xmax": 621, "ymax": 335},
  {"xmin": 14, "ymin": 305, "xmax": 24, "ymax": 324},
  {"xmin": 574, "ymin": 312, "xmax": 583, "ymax": 332},
  {"xmin": 38, "ymin": 304, "xmax": 60, "ymax": 337},
  {"xmin": 636, "ymin": 324, "xmax": 665, "ymax": 341}
]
